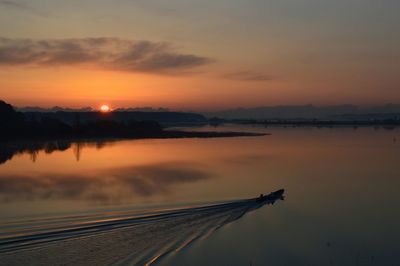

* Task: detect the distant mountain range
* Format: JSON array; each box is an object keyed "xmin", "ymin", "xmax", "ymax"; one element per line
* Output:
[
  {"xmin": 204, "ymin": 104, "xmax": 400, "ymax": 120},
  {"xmin": 16, "ymin": 106, "xmax": 170, "ymax": 113},
  {"xmin": 0, "ymin": 100, "xmax": 258, "ymax": 142},
  {"xmin": 16, "ymin": 106, "xmax": 94, "ymax": 112},
  {"xmin": 15, "ymin": 104, "xmax": 400, "ymax": 120},
  {"xmin": 22, "ymin": 111, "xmax": 207, "ymax": 126},
  {"xmin": 1, "ymin": 100, "xmax": 206, "ymax": 129},
  {"xmin": 113, "ymin": 107, "xmax": 170, "ymax": 112}
]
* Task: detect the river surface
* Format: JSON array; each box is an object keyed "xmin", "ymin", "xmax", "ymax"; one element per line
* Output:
[{"xmin": 0, "ymin": 126, "xmax": 399, "ymax": 265}]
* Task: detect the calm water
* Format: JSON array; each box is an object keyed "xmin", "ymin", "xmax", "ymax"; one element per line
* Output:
[{"xmin": 1, "ymin": 126, "xmax": 399, "ymax": 265}]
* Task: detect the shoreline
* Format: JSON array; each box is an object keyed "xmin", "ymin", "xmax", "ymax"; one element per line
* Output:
[
  {"xmin": 0, "ymin": 131, "xmax": 267, "ymax": 165},
  {"xmin": 0, "ymin": 130, "xmax": 267, "ymax": 143}
]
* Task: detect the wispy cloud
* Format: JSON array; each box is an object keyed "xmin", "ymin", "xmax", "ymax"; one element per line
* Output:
[
  {"xmin": 0, "ymin": 0, "xmax": 27, "ymax": 10},
  {"xmin": 0, "ymin": 0, "xmax": 47, "ymax": 16},
  {"xmin": 222, "ymin": 70, "xmax": 273, "ymax": 81},
  {"xmin": 0, "ymin": 37, "xmax": 213, "ymax": 74}
]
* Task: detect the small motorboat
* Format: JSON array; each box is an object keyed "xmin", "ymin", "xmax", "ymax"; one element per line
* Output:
[{"xmin": 255, "ymin": 189, "xmax": 285, "ymax": 202}]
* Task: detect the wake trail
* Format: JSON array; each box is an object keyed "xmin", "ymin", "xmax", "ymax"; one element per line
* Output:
[{"xmin": 0, "ymin": 190, "xmax": 284, "ymax": 266}]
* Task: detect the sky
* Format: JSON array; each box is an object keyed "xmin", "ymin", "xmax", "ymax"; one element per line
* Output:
[{"xmin": 0, "ymin": 0, "xmax": 399, "ymax": 111}]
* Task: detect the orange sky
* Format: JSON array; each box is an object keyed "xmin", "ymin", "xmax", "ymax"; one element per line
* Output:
[{"xmin": 0, "ymin": 0, "xmax": 399, "ymax": 111}]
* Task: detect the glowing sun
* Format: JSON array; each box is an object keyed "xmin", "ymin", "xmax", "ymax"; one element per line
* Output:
[{"xmin": 100, "ymin": 105, "xmax": 111, "ymax": 112}]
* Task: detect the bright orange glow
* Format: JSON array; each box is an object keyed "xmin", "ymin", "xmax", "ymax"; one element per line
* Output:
[{"xmin": 100, "ymin": 105, "xmax": 111, "ymax": 112}]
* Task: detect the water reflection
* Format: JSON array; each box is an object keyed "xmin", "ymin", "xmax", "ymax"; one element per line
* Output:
[
  {"xmin": 0, "ymin": 162, "xmax": 211, "ymax": 204},
  {"xmin": 0, "ymin": 140, "xmax": 113, "ymax": 165},
  {"xmin": 0, "ymin": 126, "xmax": 399, "ymax": 265},
  {"xmin": 0, "ymin": 191, "xmax": 285, "ymax": 265}
]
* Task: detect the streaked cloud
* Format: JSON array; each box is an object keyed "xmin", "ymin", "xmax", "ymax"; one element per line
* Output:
[
  {"xmin": 0, "ymin": 0, "xmax": 27, "ymax": 10},
  {"xmin": 0, "ymin": 0, "xmax": 46, "ymax": 16},
  {"xmin": 222, "ymin": 71, "xmax": 273, "ymax": 81},
  {"xmin": 0, "ymin": 37, "xmax": 213, "ymax": 74}
]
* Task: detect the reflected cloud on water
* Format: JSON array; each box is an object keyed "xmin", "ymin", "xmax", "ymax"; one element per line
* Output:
[{"xmin": 0, "ymin": 162, "xmax": 211, "ymax": 204}]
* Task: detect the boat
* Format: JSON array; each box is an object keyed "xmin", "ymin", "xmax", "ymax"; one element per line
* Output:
[{"xmin": 255, "ymin": 189, "xmax": 285, "ymax": 202}]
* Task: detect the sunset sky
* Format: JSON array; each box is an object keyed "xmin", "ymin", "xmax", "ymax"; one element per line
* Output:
[{"xmin": 0, "ymin": 0, "xmax": 399, "ymax": 111}]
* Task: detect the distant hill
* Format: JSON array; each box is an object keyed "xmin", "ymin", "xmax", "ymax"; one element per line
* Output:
[
  {"xmin": 13, "ymin": 104, "xmax": 206, "ymax": 126},
  {"xmin": 0, "ymin": 100, "xmax": 260, "ymax": 142},
  {"xmin": 16, "ymin": 106, "xmax": 172, "ymax": 113},
  {"xmin": 113, "ymin": 107, "xmax": 170, "ymax": 112},
  {"xmin": 17, "ymin": 106, "xmax": 94, "ymax": 112},
  {"xmin": 23, "ymin": 111, "xmax": 207, "ymax": 126},
  {"xmin": 205, "ymin": 104, "xmax": 400, "ymax": 120},
  {"xmin": 0, "ymin": 100, "xmax": 24, "ymax": 126},
  {"xmin": 0, "ymin": 100, "xmax": 17, "ymax": 117}
]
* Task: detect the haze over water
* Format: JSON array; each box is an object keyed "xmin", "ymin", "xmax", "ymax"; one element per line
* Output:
[{"xmin": 1, "ymin": 126, "xmax": 399, "ymax": 265}]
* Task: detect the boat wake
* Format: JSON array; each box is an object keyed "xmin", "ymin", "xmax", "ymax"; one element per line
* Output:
[{"xmin": 0, "ymin": 190, "xmax": 284, "ymax": 266}]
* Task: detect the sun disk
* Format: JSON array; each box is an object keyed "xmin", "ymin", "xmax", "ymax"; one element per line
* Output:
[{"xmin": 100, "ymin": 105, "xmax": 111, "ymax": 112}]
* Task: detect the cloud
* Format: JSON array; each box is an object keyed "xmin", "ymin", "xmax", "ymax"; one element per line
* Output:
[
  {"xmin": 0, "ymin": 37, "xmax": 213, "ymax": 74},
  {"xmin": 221, "ymin": 154, "xmax": 273, "ymax": 164},
  {"xmin": 0, "ymin": 0, "xmax": 27, "ymax": 10},
  {"xmin": 107, "ymin": 163, "xmax": 210, "ymax": 197},
  {"xmin": 0, "ymin": 162, "xmax": 211, "ymax": 204},
  {"xmin": 0, "ymin": 0, "xmax": 47, "ymax": 16},
  {"xmin": 222, "ymin": 70, "xmax": 273, "ymax": 81}
]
